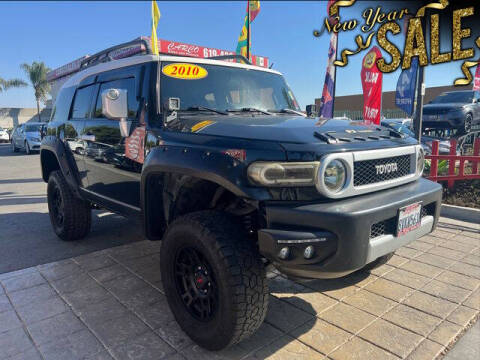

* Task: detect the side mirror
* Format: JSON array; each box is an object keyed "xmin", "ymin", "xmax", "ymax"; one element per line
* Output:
[
  {"xmin": 306, "ymin": 104, "xmax": 318, "ymax": 118},
  {"xmin": 101, "ymin": 88, "xmax": 130, "ymax": 137}
]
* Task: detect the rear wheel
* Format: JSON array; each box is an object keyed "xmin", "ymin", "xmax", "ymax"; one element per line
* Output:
[
  {"xmin": 47, "ymin": 170, "xmax": 91, "ymax": 241},
  {"xmin": 363, "ymin": 252, "xmax": 394, "ymax": 271},
  {"xmin": 161, "ymin": 211, "xmax": 269, "ymax": 350}
]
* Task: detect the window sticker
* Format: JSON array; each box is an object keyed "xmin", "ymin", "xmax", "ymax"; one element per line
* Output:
[{"xmin": 162, "ymin": 63, "xmax": 208, "ymax": 80}]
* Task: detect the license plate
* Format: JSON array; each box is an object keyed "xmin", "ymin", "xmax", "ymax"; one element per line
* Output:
[{"xmin": 397, "ymin": 203, "xmax": 422, "ymax": 236}]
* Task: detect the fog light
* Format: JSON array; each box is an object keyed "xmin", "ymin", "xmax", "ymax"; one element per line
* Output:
[
  {"xmin": 278, "ymin": 247, "xmax": 290, "ymax": 260},
  {"xmin": 304, "ymin": 245, "xmax": 315, "ymax": 259}
]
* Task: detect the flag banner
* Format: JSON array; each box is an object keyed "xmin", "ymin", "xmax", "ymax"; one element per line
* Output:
[
  {"xmin": 474, "ymin": 64, "xmax": 480, "ymax": 91},
  {"xmin": 327, "ymin": 0, "xmax": 338, "ymax": 25},
  {"xmin": 151, "ymin": 0, "xmax": 161, "ymax": 55},
  {"xmin": 236, "ymin": 13, "xmax": 249, "ymax": 59},
  {"xmin": 361, "ymin": 46, "xmax": 383, "ymax": 125},
  {"xmin": 236, "ymin": 1, "xmax": 260, "ymax": 60},
  {"xmin": 395, "ymin": 57, "xmax": 418, "ymax": 116},
  {"xmin": 249, "ymin": 1, "xmax": 260, "ymax": 22},
  {"xmin": 319, "ymin": 32, "xmax": 338, "ymax": 118}
]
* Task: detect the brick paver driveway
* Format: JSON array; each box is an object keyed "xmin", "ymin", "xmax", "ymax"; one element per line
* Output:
[{"xmin": 0, "ymin": 217, "xmax": 478, "ymax": 360}]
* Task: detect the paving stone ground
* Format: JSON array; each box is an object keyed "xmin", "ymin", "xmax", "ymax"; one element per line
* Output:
[{"xmin": 0, "ymin": 217, "xmax": 478, "ymax": 360}]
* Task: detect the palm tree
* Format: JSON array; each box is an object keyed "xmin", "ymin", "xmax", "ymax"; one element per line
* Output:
[
  {"xmin": 0, "ymin": 77, "xmax": 27, "ymax": 92},
  {"xmin": 20, "ymin": 62, "xmax": 51, "ymax": 122}
]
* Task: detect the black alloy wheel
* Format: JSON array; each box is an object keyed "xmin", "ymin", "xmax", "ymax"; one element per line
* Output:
[
  {"xmin": 49, "ymin": 182, "xmax": 65, "ymax": 229},
  {"xmin": 174, "ymin": 246, "xmax": 218, "ymax": 322},
  {"xmin": 47, "ymin": 170, "xmax": 91, "ymax": 241},
  {"xmin": 161, "ymin": 210, "xmax": 268, "ymax": 350}
]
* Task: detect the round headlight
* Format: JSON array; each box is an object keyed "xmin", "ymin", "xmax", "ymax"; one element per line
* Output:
[
  {"xmin": 417, "ymin": 148, "xmax": 425, "ymax": 175},
  {"xmin": 324, "ymin": 160, "xmax": 346, "ymax": 192}
]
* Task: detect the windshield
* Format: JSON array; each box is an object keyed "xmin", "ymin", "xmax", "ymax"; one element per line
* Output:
[
  {"xmin": 160, "ymin": 62, "xmax": 300, "ymax": 113},
  {"xmin": 25, "ymin": 124, "xmax": 43, "ymax": 132},
  {"xmin": 430, "ymin": 92, "xmax": 473, "ymax": 104}
]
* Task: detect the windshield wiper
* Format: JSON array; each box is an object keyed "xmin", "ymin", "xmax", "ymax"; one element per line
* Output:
[
  {"xmin": 227, "ymin": 107, "xmax": 273, "ymax": 115},
  {"xmin": 185, "ymin": 106, "xmax": 228, "ymax": 115},
  {"xmin": 270, "ymin": 108, "xmax": 306, "ymax": 116}
]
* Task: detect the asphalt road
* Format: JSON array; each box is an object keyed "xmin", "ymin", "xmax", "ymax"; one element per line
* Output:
[{"xmin": 0, "ymin": 143, "xmax": 144, "ymax": 274}]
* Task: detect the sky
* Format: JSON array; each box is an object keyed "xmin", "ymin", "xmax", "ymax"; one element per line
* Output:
[{"xmin": 0, "ymin": 1, "xmax": 477, "ymax": 110}]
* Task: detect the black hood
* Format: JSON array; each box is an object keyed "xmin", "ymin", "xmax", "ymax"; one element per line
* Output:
[{"xmin": 167, "ymin": 114, "xmax": 402, "ymax": 144}]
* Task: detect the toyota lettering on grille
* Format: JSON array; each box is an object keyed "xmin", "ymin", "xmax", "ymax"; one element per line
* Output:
[{"xmin": 375, "ymin": 162, "xmax": 398, "ymax": 175}]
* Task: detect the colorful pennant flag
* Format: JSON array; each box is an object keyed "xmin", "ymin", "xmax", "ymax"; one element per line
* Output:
[
  {"xmin": 319, "ymin": 33, "xmax": 338, "ymax": 118},
  {"xmin": 319, "ymin": 0, "xmax": 338, "ymax": 118},
  {"xmin": 236, "ymin": 1, "xmax": 260, "ymax": 61},
  {"xmin": 151, "ymin": 0, "xmax": 161, "ymax": 55},
  {"xmin": 473, "ymin": 63, "xmax": 480, "ymax": 91}
]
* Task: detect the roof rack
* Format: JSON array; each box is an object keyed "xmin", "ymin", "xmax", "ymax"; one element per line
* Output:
[
  {"xmin": 80, "ymin": 37, "xmax": 151, "ymax": 70},
  {"xmin": 78, "ymin": 37, "xmax": 252, "ymax": 72}
]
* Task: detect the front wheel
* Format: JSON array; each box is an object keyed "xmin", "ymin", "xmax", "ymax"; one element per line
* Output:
[
  {"xmin": 160, "ymin": 211, "xmax": 269, "ymax": 350},
  {"xmin": 47, "ymin": 170, "xmax": 91, "ymax": 241}
]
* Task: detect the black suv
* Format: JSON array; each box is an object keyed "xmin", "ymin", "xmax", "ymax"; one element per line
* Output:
[
  {"xmin": 423, "ymin": 90, "xmax": 480, "ymax": 133},
  {"xmin": 41, "ymin": 42, "xmax": 442, "ymax": 350}
]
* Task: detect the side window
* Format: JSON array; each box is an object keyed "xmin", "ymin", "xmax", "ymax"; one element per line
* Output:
[
  {"xmin": 71, "ymin": 85, "xmax": 95, "ymax": 119},
  {"xmin": 94, "ymin": 78, "xmax": 137, "ymax": 119}
]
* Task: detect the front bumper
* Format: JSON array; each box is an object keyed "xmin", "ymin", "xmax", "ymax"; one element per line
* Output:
[
  {"xmin": 423, "ymin": 114, "xmax": 465, "ymax": 129},
  {"xmin": 28, "ymin": 140, "xmax": 42, "ymax": 151},
  {"xmin": 258, "ymin": 178, "xmax": 442, "ymax": 280}
]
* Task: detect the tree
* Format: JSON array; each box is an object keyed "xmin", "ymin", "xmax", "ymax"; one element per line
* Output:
[
  {"xmin": 20, "ymin": 62, "xmax": 51, "ymax": 122},
  {"xmin": 0, "ymin": 77, "xmax": 27, "ymax": 92}
]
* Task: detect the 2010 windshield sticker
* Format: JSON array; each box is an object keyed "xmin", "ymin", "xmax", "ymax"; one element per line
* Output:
[{"xmin": 162, "ymin": 63, "xmax": 208, "ymax": 80}]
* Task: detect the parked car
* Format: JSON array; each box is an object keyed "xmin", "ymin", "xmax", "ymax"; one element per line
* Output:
[
  {"xmin": 0, "ymin": 127, "xmax": 10, "ymax": 143},
  {"xmin": 381, "ymin": 119, "xmax": 456, "ymax": 155},
  {"xmin": 422, "ymin": 90, "xmax": 480, "ymax": 133},
  {"xmin": 11, "ymin": 122, "xmax": 44, "ymax": 154},
  {"xmin": 40, "ymin": 39, "xmax": 442, "ymax": 351}
]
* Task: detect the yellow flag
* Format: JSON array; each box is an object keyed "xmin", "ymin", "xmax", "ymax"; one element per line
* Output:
[{"xmin": 151, "ymin": 1, "xmax": 161, "ymax": 55}]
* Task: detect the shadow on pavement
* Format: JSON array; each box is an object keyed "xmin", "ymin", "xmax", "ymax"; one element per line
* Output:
[
  {"xmin": 0, "ymin": 196, "xmax": 47, "ymax": 206},
  {"xmin": 0, "ymin": 210, "xmax": 143, "ymax": 274},
  {"xmin": 438, "ymin": 221, "xmax": 480, "ymax": 235},
  {"xmin": 0, "ymin": 178, "xmax": 44, "ymax": 184}
]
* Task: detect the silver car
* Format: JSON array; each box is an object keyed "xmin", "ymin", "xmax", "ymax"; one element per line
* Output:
[{"xmin": 11, "ymin": 122, "xmax": 44, "ymax": 154}]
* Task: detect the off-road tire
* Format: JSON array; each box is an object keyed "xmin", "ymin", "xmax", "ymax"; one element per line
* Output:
[
  {"xmin": 25, "ymin": 141, "xmax": 31, "ymax": 155},
  {"xmin": 363, "ymin": 252, "xmax": 394, "ymax": 271},
  {"xmin": 161, "ymin": 210, "xmax": 269, "ymax": 350},
  {"xmin": 47, "ymin": 170, "xmax": 91, "ymax": 241},
  {"xmin": 12, "ymin": 141, "xmax": 18, "ymax": 152}
]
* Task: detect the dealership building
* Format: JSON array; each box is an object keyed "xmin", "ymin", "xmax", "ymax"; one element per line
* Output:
[{"xmin": 316, "ymin": 84, "xmax": 472, "ymax": 120}]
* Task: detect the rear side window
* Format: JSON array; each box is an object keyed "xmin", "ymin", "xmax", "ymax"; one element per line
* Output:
[
  {"xmin": 71, "ymin": 85, "xmax": 95, "ymax": 119},
  {"xmin": 94, "ymin": 78, "xmax": 137, "ymax": 119}
]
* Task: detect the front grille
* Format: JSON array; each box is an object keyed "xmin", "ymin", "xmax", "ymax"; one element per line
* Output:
[{"xmin": 354, "ymin": 155, "xmax": 412, "ymax": 186}]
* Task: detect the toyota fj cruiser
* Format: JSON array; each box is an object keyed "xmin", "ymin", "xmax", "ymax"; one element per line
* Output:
[{"xmin": 41, "ymin": 39, "xmax": 442, "ymax": 350}]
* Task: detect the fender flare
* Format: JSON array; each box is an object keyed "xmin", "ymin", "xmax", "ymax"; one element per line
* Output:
[
  {"xmin": 140, "ymin": 147, "xmax": 271, "ymax": 239},
  {"xmin": 40, "ymin": 136, "xmax": 82, "ymax": 198}
]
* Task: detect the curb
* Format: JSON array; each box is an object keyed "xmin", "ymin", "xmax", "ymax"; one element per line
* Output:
[{"xmin": 441, "ymin": 204, "xmax": 480, "ymax": 223}]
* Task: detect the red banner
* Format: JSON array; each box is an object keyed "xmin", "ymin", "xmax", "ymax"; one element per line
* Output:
[
  {"xmin": 361, "ymin": 46, "xmax": 383, "ymax": 125},
  {"xmin": 473, "ymin": 64, "xmax": 480, "ymax": 92},
  {"xmin": 158, "ymin": 39, "xmax": 269, "ymax": 68}
]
